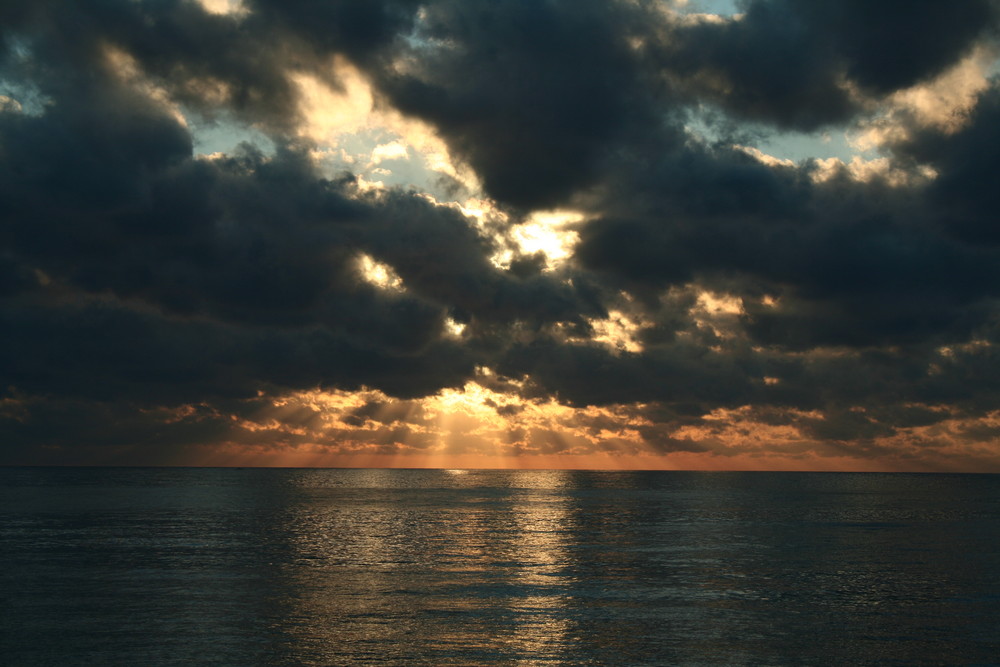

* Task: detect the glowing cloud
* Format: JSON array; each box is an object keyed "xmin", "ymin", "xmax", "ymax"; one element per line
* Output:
[
  {"xmin": 356, "ymin": 254, "xmax": 405, "ymax": 292},
  {"xmin": 292, "ymin": 59, "xmax": 478, "ymax": 191},
  {"xmin": 510, "ymin": 210, "xmax": 583, "ymax": 268}
]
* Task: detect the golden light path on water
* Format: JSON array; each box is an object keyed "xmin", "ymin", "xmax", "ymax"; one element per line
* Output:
[{"xmin": 273, "ymin": 469, "xmax": 584, "ymax": 662}]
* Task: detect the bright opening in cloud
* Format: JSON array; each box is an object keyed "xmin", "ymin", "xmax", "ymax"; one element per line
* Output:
[
  {"xmin": 510, "ymin": 210, "xmax": 583, "ymax": 268},
  {"xmin": 195, "ymin": 0, "xmax": 246, "ymax": 16},
  {"xmin": 293, "ymin": 60, "xmax": 478, "ymax": 192},
  {"xmin": 357, "ymin": 254, "xmax": 404, "ymax": 292}
]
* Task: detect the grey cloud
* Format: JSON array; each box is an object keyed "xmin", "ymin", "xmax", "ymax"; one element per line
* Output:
[
  {"xmin": 657, "ymin": 0, "xmax": 999, "ymax": 130},
  {"xmin": 4, "ymin": 0, "xmax": 1000, "ymax": 464},
  {"xmin": 373, "ymin": 0, "xmax": 660, "ymax": 209}
]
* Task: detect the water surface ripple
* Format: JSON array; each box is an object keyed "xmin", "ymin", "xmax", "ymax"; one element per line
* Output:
[{"xmin": 2, "ymin": 468, "xmax": 998, "ymax": 665}]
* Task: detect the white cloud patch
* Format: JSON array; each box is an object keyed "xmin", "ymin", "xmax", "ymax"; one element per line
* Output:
[{"xmin": 370, "ymin": 141, "xmax": 409, "ymax": 164}]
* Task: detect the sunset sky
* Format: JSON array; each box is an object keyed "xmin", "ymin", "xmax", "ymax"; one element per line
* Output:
[{"xmin": 3, "ymin": 0, "xmax": 1000, "ymax": 470}]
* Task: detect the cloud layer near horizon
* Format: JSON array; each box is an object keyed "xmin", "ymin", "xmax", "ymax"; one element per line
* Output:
[{"xmin": 3, "ymin": 0, "xmax": 1000, "ymax": 469}]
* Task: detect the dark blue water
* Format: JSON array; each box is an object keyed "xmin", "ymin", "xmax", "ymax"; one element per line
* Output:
[{"xmin": 2, "ymin": 468, "xmax": 999, "ymax": 665}]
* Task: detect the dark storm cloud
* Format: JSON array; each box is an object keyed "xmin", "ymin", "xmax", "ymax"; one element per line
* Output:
[
  {"xmin": 658, "ymin": 0, "xmax": 999, "ymax": 130},
  {"xmin": 0, "ymin": 294, "xmax": 481, "ymax": 404},
  {"xmin": 898, "ymin": 86, "xmax": 1000, "ymax": 245},
  {"xmin": 574, "ymin": 131, "xmax": 1000, "ymax": 348},
  {"xmin": 497, "ymin": 336, "xmax": 759, "ymax": 408},
  {"xmin": 0, "ymin": 396, "xmax": 237, "ymax": 464},
  {"xmin": 0, "ymin": 2, "xmax": 589, "ymax": 405},
  {"xmin": 0, "ymin": 0, "xmax": 422, "ymax": 133},
  {"xmin": 246, "ymin": 0, "xmax": 420, "ymax": 64},
  {"xmin": 373, "ymin": 0, "xmax": 660, "ymax": 209},
  {"xmin": 4, "ymin": 0, "xmax": 1000, "ymax": 463}
]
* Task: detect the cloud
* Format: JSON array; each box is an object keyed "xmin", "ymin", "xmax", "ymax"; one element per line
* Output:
[
  {"xmin": 371, "ymin": 0, "xmax": 659, "ymax": 208},
  {"xmin": 656, "ymin": 0, "xmax": 999, "ymax": 130},
  {"xmin": 3, "ymin": 0, "xmax": 1000, "ymax": 469}
]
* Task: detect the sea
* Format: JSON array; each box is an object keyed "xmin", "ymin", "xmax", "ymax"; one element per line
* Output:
[{"xmin": 1, "ymin": 468, "xmax": 998, "ymax": 666}]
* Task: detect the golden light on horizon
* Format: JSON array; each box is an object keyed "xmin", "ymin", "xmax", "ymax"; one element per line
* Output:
[
  {"xmin": 166, "ymin": 373, "xmax": 1000, "ymax": 474},
  {"xmin": 208, "ymin": 377, "xmax": 669, "ymax": 469}
]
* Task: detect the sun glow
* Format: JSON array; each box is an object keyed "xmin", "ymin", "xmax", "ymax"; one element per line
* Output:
[
  {"xmin": 509, "ymin": 210, "xmax": 583, "ymax": 268},
  {"xmin": 173, "ymin": 381, "xmax": 994, "ymax": 472},
  {"xmin": 209, "ymin": 376, "xmax": 677, "ymax": 468},
  {"xmin": 195, "ymin": 0, "xmax": 247, "ymax": 15}
]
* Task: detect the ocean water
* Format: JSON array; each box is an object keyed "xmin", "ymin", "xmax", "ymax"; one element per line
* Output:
[{"xmin": 1, "ymin": 468, "xmax": 998, "ymax": 666}]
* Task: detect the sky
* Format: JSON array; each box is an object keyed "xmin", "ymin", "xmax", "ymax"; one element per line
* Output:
[{"xmin": 3, "ymin": 0, "xmax": 1000, "ymax": 471}]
